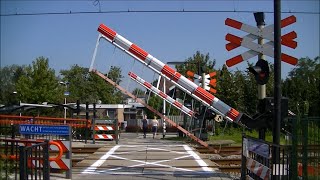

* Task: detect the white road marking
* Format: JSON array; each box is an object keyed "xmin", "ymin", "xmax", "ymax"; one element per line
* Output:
[
  {"xmin": 81, "ymin": 145, "xmax": 120, "ymax": 174},
  {"xmin": 82, "ymin": 144, "xmax": 215, "ymax": 174},
  {"xmin": 183, "ymin": 145, "xmax": 214, "ymax": 172}
]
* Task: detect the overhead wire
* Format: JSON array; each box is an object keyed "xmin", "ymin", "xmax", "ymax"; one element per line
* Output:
[{"xmin": 1, "ymin": 9, "xmax": 319, "ymax": 16}]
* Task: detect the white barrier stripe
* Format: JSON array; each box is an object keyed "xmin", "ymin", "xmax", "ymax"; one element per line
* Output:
[
  {"xmin": 260, "ymin": 165, "xmax": 269, "ymax": 179},
  {"xmin": 82, "ymin": 145, "xmax": 120, "ymax": 173},
  {"xmin": 50, "ymin": 161, "xmax": 60, "ymax": 169},
  {"xmin": 253, "ymin": 160, "xmax": 260, "ymax": 174},
  {"xmin": 61, "ymin": 158, "xmax": 71, "ymax": 169}
]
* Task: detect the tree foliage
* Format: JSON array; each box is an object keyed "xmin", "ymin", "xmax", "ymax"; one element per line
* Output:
[
  {"xmin": 1, "ymin": 55, "xmax": 319, "ymax": 119},
  {"xmin": 15, "ymin": 57, "xmax": 62, "ymax": 104},
  {"xmin": 282, "ymin": 56, "xmax": 320, "ymax": 116},
  {"xmin": 0, "ymin": 65, "xmax": 27, "ymax": 105},
  {"xmin": 60, "ymin": 65, "xmax": 123, "ymax": 104}
]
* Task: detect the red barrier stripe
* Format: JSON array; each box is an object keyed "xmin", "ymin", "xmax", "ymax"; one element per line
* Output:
[
  {"xmin": 98, "ymin": 24, "xmax": 116, "ymax": 41},
  {"xmin": 129, "ymin": 44, "xmax": 148, "ymax": 61},
  {"xmin": 161, "ymin": 65, "xmax": 176, "ymax": 78},
  {"xmin": 226, "ymin": 42, "xmax": 240, "ymax": 51},
  {"xmin": 281, "ymin": 31, "xmax": 297, "ymax": 49},
  {"xmin": 226, "ymin": 108, "xmax": 240, "ymax": 121},
  {"xmin": 225, "ymin": 18, "xmax": 242, "ymax": 29},
  {"xmin": 173, "ymin": 101, "xmax": 183, "ymax": 108},
  {"xmin": 226, "ymin": 55, "xmax": 243, "ymax": 67},
  {"xmin": 193, "ymin": 87, "xmax": 214, "ymax": 105},
  {"xmin": 128, "ymin": 72, "xmax": 137, "ymax": 79},
  {"xmin": 225, "ymin": 34, "xmax": 242, "ymax": 45},
  {"xmin": 144, "ymin": 82, "xmax": 152, "ymax": 89},
  {"xmin": 281, "ymin": 53, "xmax": 298, "ymax": 65},
  {"xmin": 281, "ymin": 15, "xmax": 296, "ymax": 28},
  {"xmin": 159, "ymin": 92, "xmax": 168, "ymax": 98},
  {"xmin": 282, "ymin": 31, "xmax": 297, "ymax": 40},
  {"xmin": 281, "ymin": 39, "xmax": 297, "ymax": 49},
  {"xmin": 172, "ymin": 72, "xmax": 181, "ymax": 82}
]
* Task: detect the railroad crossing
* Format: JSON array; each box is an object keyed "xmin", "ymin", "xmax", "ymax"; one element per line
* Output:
[{"xmin": 68, "ymin": 133, "xmax": 235, "ymax": 180}]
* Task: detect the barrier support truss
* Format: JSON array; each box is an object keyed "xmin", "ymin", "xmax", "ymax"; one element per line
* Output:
[{"xmin": 91, "ymin": 69, "xmax": 217, "ymax": 152}]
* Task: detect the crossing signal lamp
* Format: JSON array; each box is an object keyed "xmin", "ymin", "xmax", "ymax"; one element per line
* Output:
[{"xmin": 248, "ymin": 59, "xmax": 270, "ymax": 85}]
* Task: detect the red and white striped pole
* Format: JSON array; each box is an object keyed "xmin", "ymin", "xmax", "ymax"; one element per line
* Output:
[
  {"xmin": 97, "ymin": 24, "xmax": 242, "ymax": 124},
  {"xmin": 128, "ymin": 72, "xmax": 194, "ymax": 117}
]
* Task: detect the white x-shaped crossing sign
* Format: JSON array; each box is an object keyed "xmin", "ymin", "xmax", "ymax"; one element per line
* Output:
[{"xmin": 225, "ymin": 15, "xmax": 298, "ymax": 67}]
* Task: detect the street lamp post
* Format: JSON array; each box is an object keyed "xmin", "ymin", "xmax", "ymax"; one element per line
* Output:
[{"xmin": 59, "ymin": 81, "xmax": 70, "ymax": 124}]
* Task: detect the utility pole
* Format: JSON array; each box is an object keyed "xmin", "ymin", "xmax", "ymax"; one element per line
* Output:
[
  {"xmin": 254, "ymin": 12, "xmax": 267, "ymax": 140},
  {"xmin": 273, "ymin": 0, "xmax": 282, "ymax": 173}
]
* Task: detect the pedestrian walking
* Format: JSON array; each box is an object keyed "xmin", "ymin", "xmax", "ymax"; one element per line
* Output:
[
  {"xmin": 142, "ymin": 115, "xmax": 148, "ymax": 138},
  {"xmin": 151, "ymin": 116, "xmax": 159, "ymax": 139}
]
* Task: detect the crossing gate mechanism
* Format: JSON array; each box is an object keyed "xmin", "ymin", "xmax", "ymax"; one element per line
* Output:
[
  {"xmin": 94, "ymin": 119, "xmax": 119, "ymax": 141},
  {"xmin": 87, "ymin": 22, "xmax": 265, "ymax": 150}
]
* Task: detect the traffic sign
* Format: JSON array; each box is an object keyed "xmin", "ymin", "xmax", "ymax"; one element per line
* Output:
[
  {"xmin": 19, "ymin": 124, "xmax": 70, "ymax": 135},
  {"xmin": 225, "ymin": 15, "xmax": 298, "ymax": 67}
]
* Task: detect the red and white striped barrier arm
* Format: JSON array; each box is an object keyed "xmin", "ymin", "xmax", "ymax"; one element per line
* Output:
[
  {"xmin": 97, "ymin": 24, "xmax": 242, "ymax": 124},
  {"xmin": 128, "ymin": 72, "xmax": 194, "ymax": 117}
]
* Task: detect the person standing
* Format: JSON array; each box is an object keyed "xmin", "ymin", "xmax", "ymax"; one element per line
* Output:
[
  {"xmin": 151, "ymin": 116, "xmax": 159, "ymax": 139},
  {"xmin": 142, "ymin": 115, "xmax": 148, "ymax": 138}
]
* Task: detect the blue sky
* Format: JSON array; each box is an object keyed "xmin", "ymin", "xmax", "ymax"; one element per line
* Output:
[{"xmin": 1, "ymin": 0, "xmax": 319, "ymax": 89}]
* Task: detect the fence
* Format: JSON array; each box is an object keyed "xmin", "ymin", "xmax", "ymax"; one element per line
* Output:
[
  {"xmin": 292, "ymin": 116, "xmax": 320, "ymax": 179},
  {"xmin": 241, "ymin": 116, "xmax": 320, "ymax": 179},
  {"xmin": 0, "ymin": 115, "xmax": 91, "ymax": 142},
  {"xmin": 0, "ymin": 139, "xmax": 49, "ymax": 180}
]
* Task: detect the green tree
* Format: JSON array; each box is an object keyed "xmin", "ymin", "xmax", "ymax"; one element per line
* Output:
[
  {"xmin": 282, "ymin": 56, "xmax": 320, "ymax": 116},
  {"xmin": 176, "ymin": 51, "xmax": 216, "ymax": 76},
  {"xmin": 132, "ymin": 88, "xmax": 145, "ymax": 97},
  {"xmin": 60, "ymin": 65, "xmax": 123, "ymax": 104},
  {"xmin": 15, "ymin": 57, "xmax": 62, "ymax": 104},
  {"xmin": 0, "ymin": 65, "xmax": 27, "ymax": 105}
]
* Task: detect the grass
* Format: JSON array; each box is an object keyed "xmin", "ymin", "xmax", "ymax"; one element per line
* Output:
[{"xmin": 163, "ymin": 127, "xmax": 287, "ymax": 145}]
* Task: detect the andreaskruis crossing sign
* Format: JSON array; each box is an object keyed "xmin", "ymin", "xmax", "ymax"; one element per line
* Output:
[{"xmin": 225, "ymin": 15, "xmax": 298, "ymax": 67}]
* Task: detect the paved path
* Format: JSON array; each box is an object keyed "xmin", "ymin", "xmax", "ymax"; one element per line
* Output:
[{"xmin": 56, "ymin": 133, "xmax": 236, "ymax": 180}]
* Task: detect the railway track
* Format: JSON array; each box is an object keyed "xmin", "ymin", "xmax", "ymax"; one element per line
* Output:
[
  {"xmin": 195, "ymin": 146, "xmax": 242, "ymax": 174},
  {"xmin": 71, "ymin": 146, "xmax": 243, "ymax": 173}
]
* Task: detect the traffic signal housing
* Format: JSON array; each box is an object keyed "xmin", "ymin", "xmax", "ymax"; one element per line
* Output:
[{"xmin": 248, "ymin": 59, "xmax": 270, "ymax": 85}]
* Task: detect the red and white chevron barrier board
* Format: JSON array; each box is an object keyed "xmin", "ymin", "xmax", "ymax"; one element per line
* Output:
[
  {"xmin": 128, "ymin": 72, "xmax": 194, "ymax": 117},
  {"xmin": 49, "ymin": 140, "xmax": 70, "ymax": 153},
  {"xmin": 94, "ymin": 134, "xmax": 116, "ymax": 140},
  {"xmin": 95, "ymin": 125, "xmax": 115, "ymax": 131},
  {"xmin": 96, "ymin": 24, "xmax": 241, "ymax": 123},
  {"xmin": 225, "ymin": 15, "xmax": 298, "ymax": 67},
  {"xmin": 246, "ymin": 158, "xmax": 270, "ymax": 180}
]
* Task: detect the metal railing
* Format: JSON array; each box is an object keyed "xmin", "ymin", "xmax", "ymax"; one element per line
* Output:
[{"xmin": 0, "ymin": 139, "xmax": 49, "ymax": 180}]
